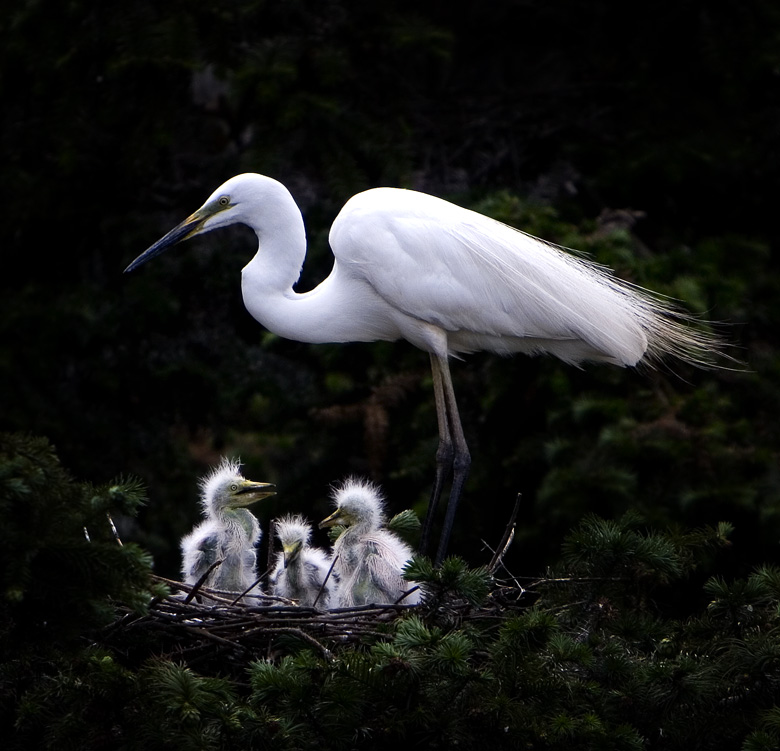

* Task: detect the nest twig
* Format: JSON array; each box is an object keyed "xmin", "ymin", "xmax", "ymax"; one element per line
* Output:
[
  {"xmin": 100, "ymin": 573, "xmax": 537, "ymax": 679},
  {"xmin": 100, "ymin": 575, "xmax": 432, "ymax": 674}
]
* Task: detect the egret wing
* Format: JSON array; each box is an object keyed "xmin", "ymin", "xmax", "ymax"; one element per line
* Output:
[
  {"xmin": 181, "ymin": 528, "xmax": 220, "ymax": 584},
  {"xmin": 331, "ymin": 188, "xmax": 696, "ymax": 366},
  {"xmin": 361, "ymin": 532, "xmax": 416, "ymax": 604}
]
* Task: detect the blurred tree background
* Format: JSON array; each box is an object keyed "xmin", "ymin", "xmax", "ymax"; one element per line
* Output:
[{"xmin": 2, "ymin": 0, "xmax": 779, "ymax": 586}]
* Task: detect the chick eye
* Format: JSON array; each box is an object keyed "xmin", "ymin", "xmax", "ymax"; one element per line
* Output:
[
  {"xmin": 218, "ymin": 195, "xmax": 230, "ymax": 207},
  {"xmin": 230, "ymin": 483, "xmax": 239, "ymax": 492}
]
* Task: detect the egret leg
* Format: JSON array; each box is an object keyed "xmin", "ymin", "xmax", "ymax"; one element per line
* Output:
[
  {"xmin": 433, "ymin": 354, "xmax": 471, "ymax": 565},
  {"xmin": 419, "ymin": 354, "xmax": 454, "ymax": 558},
  {"xmin": 419, "ymin": 353, "xmax": 471, "ymax": 565}
]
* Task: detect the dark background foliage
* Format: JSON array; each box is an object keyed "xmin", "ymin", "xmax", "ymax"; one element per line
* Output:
[{"xmin": 2, "ymin": 0, "xmax": 779, "ymax": 584}]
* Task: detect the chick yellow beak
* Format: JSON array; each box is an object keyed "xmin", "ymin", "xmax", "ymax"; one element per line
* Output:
[
  {"xmin": 318, "ymin": 508, "xmax": 347, "ymax": 529},
  {"xmin": 282, "ymin": 541, "xmax": 303, "ymax": 568},
  {"xmin": 228, "ymin": 480, "xmax": 276, "ymax": 508}
]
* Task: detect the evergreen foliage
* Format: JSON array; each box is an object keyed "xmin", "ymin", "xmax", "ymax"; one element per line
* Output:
[
  {"xmin": 405, "ymin": 555, "xmax": 492, "ymax": 611},
  {"xmin": 0, "ymin": 433, "xmax": 163, "ymax": 656},
  {"xmin": 1, "ymin": 437, "xmax": 778, "ymax": 749}
]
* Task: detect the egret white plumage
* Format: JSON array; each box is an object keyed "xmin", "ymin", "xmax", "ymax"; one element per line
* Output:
[
  {"xmin": 318, "ymin": 478, "xmax": 421, "ymax": 607},
  {"xmin": 269, "ymin": 514, "xmax": 335, "ymax": 608},
  {"xmin": 126, "ymin": 173, "xmax": 723, "ymax": 564},
  {"xmin": 180, "ymin": 458, "xmax": 275, "ymax": 600}
]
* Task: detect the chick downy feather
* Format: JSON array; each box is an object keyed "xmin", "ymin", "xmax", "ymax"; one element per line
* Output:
[
  {"xmin": 325, "ymin": 478, "xmax": 420, "ymax": 607},
  {"xmin": 269, "ymin": 514, "xmax": 336, "ymax": 608},
  {"xmin": 180, "ymin": 458, "xmax": 264, "ymax": 600}
]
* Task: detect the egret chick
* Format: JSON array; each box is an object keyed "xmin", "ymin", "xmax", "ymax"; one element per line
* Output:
[
  {"xmin": 181, "ymin": 458, "xmax": 275, "ymax": 601},
  {"xmin": 319, "ymin": 478, "xmax": 420, "ymax": 607},
  {"xmin": 269, "ymin": 514, "xmax": 335, "ymax": 608}
]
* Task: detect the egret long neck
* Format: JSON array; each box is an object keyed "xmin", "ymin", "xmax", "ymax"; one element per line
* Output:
[
  {"xmin": 244, "ymin": 194, "xmax": 308, "ymax": 293},
  {"xmin": 241, "ymin": 230, "xmax": 400, "ymax": 345},
  {"xmin": 285, "ymin": 558, "xmax": 304, "ymax": 588},
  {"xmin": 216, "ymin": 507, "xmax": 259, "ymax": 543}
]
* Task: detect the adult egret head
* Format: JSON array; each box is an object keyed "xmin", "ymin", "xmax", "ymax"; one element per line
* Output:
[
  {"xmin": 319, "ymin": 478, "xmax": 420, "ymax": 607},
  {"xmin": 128, "ymin": 173, "xmax": 726, "ymax": 565},
  {"xmin": 180, "ymin": 457, "xmax": 275, "ymax": 599},
  {"xmin": 125, "ymin": 179, "xmax": 257, "ymax": 272}
]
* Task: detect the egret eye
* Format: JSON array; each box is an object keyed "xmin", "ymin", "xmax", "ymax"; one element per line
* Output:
[
  {"xmin": 230, "ymin": 483, "xmax": 239, "ymax": 492},
  {"xmin": 218, "ymin": 195, "xmax": 230, "ymax": 207}
]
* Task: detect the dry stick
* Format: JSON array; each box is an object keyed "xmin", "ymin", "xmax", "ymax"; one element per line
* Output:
[
  {"xmin": 248, "ymin": 626, "xmax": 333, "ymax": 660},
  {"xmin": 312, "ymin": 553, "xmax": 339, "ymax": 608},
  {"xmin": 245, "ymin": 599, "xmax": 306, "ymax": 611},
  {"xmin": 148, "ymin": 584, "xmax": 224, "ymax": 614},
  {"xmin": 183, "ymin": 624, "xmax": 247, "ymax": 654},
  {"xmin": 207, "ymin": 619, "xmax": 261, "ymax": 632},
  {"xmin": 395, "ymin": 585, "xmax": 420, "ymax": 605},
  {"xmin": 147, "ymin": 609, "xmax": 207, "ymax": 625},
  {"xmin": 230, "ymin": 565, "xmax": 273, "ymax": 607},
  {"xmin": 202, "ymin": 590, "xmax": 257, "ymax": 606},
  {"xmin": 183, "ymin": 559, "xmax": 224, "ymax": 604},
  {"xmin": 99, "ymin": 608, "xmax": 143, "ymax": 638},
  {"xmin": 106, "ymin": 512, "xmax": 123, "ymax": 545},
  {"xmin": 107, "ymin": 607, "xmax": 431, "ymax": 669},
  {"xmin": 489, "ymin": 493, "xmax": 522, "ymax": 573},
  {"xmin": 526, "ymin": 575, "xmax": 628, "ymax": 587},
  {"xmin": 226, "ymin": 617, "xmax": 318, "ymax": 632},
  {"xmin": 327, "ymin": 602, "xmax": 415, "ymax": 616},
  {"xmin": 152, "ymin": 574, "xmax": 188, "ymax": 590}
]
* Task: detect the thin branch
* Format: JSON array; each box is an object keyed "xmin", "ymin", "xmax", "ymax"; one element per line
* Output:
[
  {"xmin": 247, "ymin": 626, "xmax": 333, "ymax": 661},
  {"xmin": 489, "ymin": 493, "xmax": 522, "ymax": 573},
  {"xmin": 525, "ymin": 575, "xmax": 629, "ymax": 587},
  {"xmin": 230, "ymin": 565, "xmax": 272, "ymax": 606},
  {"xmin": 106, "ymin": 512, "xmax": 123, "ymax": 545},
  {"xmin": 183, "ymin": 624, "xmax": 248, "ymax": 653},
  {"xmin": 313, "ymin": 553, "xmax": 339, "ymax": 609},
  {"xmin": 395, "ymin": 585, "xmax": 420, "ymax": 605},
  {"xmin": 183, "ymin": 559, "xmax": 224, "ymax": 604}
]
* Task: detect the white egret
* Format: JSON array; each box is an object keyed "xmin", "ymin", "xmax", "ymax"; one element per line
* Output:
[
  {"xmin": 269, "ymin": 514, "xmax": 336, "ymax": 608},
  {"xmin": 318, "ymin": 478, "xmax": 421, "ymax": 607},
  {"xmin": 180, "ymin": 457, "xmax": 275, "ymax": 600},
  {"xmin": 126, "ymin": 173, "xmax": 723, "ymax": 564}
]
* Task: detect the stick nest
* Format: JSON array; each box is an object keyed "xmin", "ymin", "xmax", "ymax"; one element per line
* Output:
[
  {"xmin": 98, "ymin": 494, "xmax": 529, "ymax": 675},
  {"xmin": 99, "ymin": 574, "xmax": 529, "ymax": 677}
]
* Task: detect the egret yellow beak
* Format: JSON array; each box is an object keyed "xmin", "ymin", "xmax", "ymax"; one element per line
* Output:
[
  {"xmin": 318, "ymin": 508, "xmax": 347, "ymax": 529},
  {"xmin": 282, "ymin": 540, "xmax": 303, "ymax": 568},
  {"xmin": 227, "ymin": 480, "xmax": 276, "ymax": 508},
  {"xmin": 124, "ymin": 204, "xmax": 214, "ymax": 273}
]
